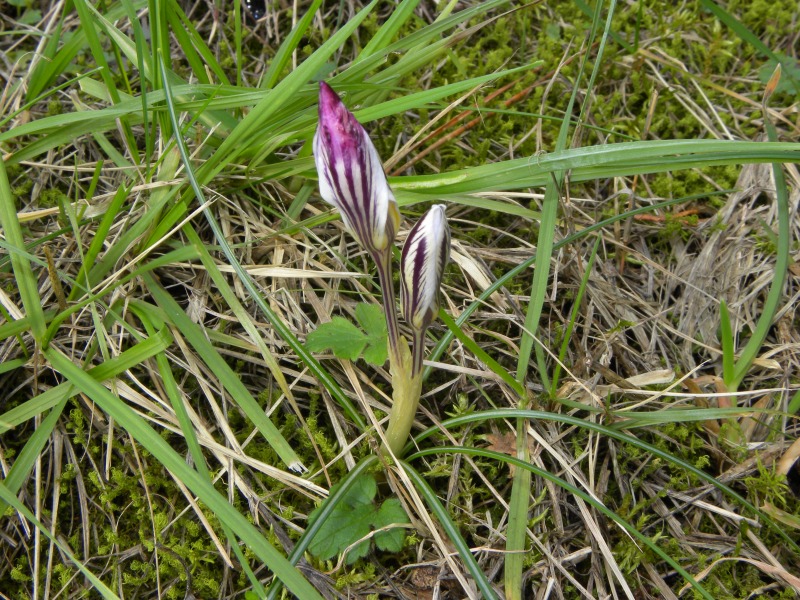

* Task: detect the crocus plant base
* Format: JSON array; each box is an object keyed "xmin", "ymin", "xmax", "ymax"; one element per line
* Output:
[{"xmin": 381, "ymin": 338, "xmax": 423, "ymax": 458}]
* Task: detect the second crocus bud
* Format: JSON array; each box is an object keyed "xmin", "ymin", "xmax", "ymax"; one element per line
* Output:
[
  {"xmin": 313, "ymin": 81, "xmax": 400, "ymax": 260},
  {"xmin": 400, "ymin": 205, "xmax": 450, "ymax": 374}
]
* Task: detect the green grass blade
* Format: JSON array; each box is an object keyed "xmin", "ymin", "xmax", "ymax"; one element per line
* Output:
[
  {"xmin": 262, "ymin": 0, "xmax": 322, "ymax": 89},
  {"xmin": 504, "ymin": 421, "xmax": 530, "ymax": 600},
  {"xmin": 408, "ymin": 447, "xmax": 713, "ymax": 600},
  {"xmin": 167, "ymin": 0, "xmax": 230, "ymax": 85},
  {"xmin": 167, "ymin": 11, "xmax": 212, "ymax": 85},
  {"xmin": 401, "ymin": 461, "xmax": 500, "ymax": 599},
  {"xmin": 144, "ymin": 274, "xmax": 304, "ymax": 472},
  {"xmin": 72, "ymin": 0, "xmax": 139, "ymax": 161},
  {"xmin": 0, "ymin": 156, "xmax": 46, "ymax": 342},
  {"xmin": 340, "ymin": 0, "xmax": 510, "ymax": 85},
  {"xmin": 0, "ymin": 325, "xmax": 172, "ymax": 433},
  {"xmin": 788, "ymin": 389, "xmax": 800, "ymax": 415},
  {"xmin": 409, "ymin": 409, "xmax": 800, "ymax": 556},
  {"xmin": 354, "ymin": 63, "xmax": 543, "ymax": 123},
  {"xmin": 551, "ymin": 235, "xmax": 600, "ymax": 395},
  {"xmin": 0, "ymin": 396, "xmax": 68, "ymax": 516},
  {"xmin": 730, "ymin": 139, "xmax": 791, "ymax": 388},
  {"xmin": 506, "ymin": 1, "xmax": 617, "ymax": 593},
  {"xmin": 25, "ymin": 1, "xmax": 145, "ymax": 101},
  {"xmin": 394, "ymin": 140, "xmax": 800, "ymax": 195},
  {"xmin": 609, "ymin": 407, "xmax": 777, "ymax": 429},
  {"xmin": 119, "ymin": 0, "xmax": 154, "ymax": 165},
  {"xmin": 440, "ymin": 311, "xmax": 524, "ymax": 397},
  {"xmin": 359, "ymin": 0, "xmax": 422, "ymax": 58},
  {"xmin": 43, "ymin": 346, "xmax": 325, "ymax": 600},
  {"xmin": 68, "ymin": 182, "xmax": 131, "ymax": 302},
  {"xmin": 0, "ymin": 358, "xmax": 26, "ymax": 375},
  {"xmin": 0, "ymin": 67, "xmax": 104, "ymax": 130}
]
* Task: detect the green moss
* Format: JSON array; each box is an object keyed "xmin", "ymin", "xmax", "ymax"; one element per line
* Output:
[
  {"xmin": 37, "ymin": 188, "xmax": 68, "ymax": 209},
  {"xmin": 335, "ymin": 563, "xmax": 376, "ymax": 589},
  {"xmin": 744, "ymin": 459, "xmax": 791, "ymax": 507}
]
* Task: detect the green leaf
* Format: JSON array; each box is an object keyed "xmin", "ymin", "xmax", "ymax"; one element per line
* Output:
[
  {"xmin": 307, "ymin": 474, "xmax": 408, "ymax": 564},
  {"xmin": 306, "ymin": 317, "xmax": 367, "ymax": 361},
  {"xmin": 373, "ymin": 498, "xmax": 407, "ymax": 552},
  {"xmin": 306, "ymin": 304, "xmax": 389, "ymax": 366},
  {"xmin": 355, "ymin": 303, "xmax": 388, "ymax": 366}
]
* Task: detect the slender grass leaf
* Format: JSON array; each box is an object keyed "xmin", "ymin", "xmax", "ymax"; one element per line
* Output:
[
  {"xmin": 720, "ymin": 300, "xmax": 735, "ymax": 386},
  {"xmin": 440, "ymin": 311, "xmax": 524, "ymax": 397},
  {"xmin": 409, "ymin": 409, "xmax": 800, "ymax": 556},
  {"xmin": 44, "ymin": 347, "xmax": 325, "ymax": 600},
  {"xmin": 359, "ymin": 0, "xmax": 422, "ymax": 58},
  {"xmin": 401, "ymin": 461, "xmax": 500, "ymax": 599},
  {"xmin": 262, "ymin": 0, "xmax": 322, "ymax": 89},
  {"xmin": 0, "ymin": 325, "xmax": 173, "ymax": 433},
  {"xmin": 0, "ymin": 157, "xmax": 46, "ymax": 342},
  {"xmin": 144, "ymin": 274, "xmax": 304, "ymax": 472},
  {"xmin": 409, "ymin": 447, "xmax": 713, "ymax": 600},
  {"xmin": 0, "ymin": 396, "xmax": 68, "ymax": 515}
]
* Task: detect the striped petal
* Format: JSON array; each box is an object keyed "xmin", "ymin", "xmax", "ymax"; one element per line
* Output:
[
  {"xmin": 400, "ymin": 205, "xmax": 450, "ymax": 332},
  {"xmin": 313, "ymin": 81, "xmax": 399, "ymax": 257}
]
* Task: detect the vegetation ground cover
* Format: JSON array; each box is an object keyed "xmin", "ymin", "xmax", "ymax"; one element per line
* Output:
[{"xmin": 0, "ymin": 0, "xmax": 799, "ymax": 598}]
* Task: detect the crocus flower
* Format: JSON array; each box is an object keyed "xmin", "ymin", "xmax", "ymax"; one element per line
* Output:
[
  {"xmin": 313, "ymin": 81, "xmax": 400, "ymax": 260},
  {"xmin": 400, "ymin": 205, "xmax": 450, "ymax": 374}
]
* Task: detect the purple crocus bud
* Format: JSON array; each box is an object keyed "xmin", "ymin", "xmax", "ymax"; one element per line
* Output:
[
  {"xmin": 313, "ymin": 81, "xmax": 400, "ymax": 259},
  {"xmin": 400, "ymin": 205, "xmax": 450, "ymax": 334}
]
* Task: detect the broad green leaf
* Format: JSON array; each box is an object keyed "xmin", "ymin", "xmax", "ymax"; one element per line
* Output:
[
  {"xmin": 306, "ymin": 304, "xmax": 389, "ymax": 366},
  {"xmin": 307, "ymin": 474, "xmax": 408, "ymax": 564},
  {"xmin": 373, "ymin": 498, "xmax": 408, "ymax": 553},
  {"xmin": 355, "ymin": 303, "xmax": 389, "ymax": 366},
  {"xmin": 306, "ymin": 317, "xmax": 368, "ymax": 361}
]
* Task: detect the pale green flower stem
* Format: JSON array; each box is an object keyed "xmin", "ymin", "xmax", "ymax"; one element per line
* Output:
[
  {"xmin": 373, "ymin": 251, "xmax": 425, "ymax": 458},
  {"xmin": 381, "ymin": 335, "xmax": 423, "ymax": 457}
]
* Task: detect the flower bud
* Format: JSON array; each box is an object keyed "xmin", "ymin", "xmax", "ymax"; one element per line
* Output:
[
  {"xmin": 400, "ymin": 205, "xmax": 450, "ymax": 332},
  {"xmin": 313, "ymin": 81, "xmax": 400, "ymax": 258}
]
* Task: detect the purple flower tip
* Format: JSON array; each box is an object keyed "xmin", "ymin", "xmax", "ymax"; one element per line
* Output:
[{"xmin": 313, "ymin": 81, "xmax": 399, "ymax": 256}]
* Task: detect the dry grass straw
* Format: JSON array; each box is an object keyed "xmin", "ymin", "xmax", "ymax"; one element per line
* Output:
[{"xmin": 1, "ymin": 0, "xmax": 799, "ymax": 597}]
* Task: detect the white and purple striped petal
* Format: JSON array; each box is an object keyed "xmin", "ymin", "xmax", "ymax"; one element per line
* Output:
[
  {"xmin": 400, "ymin": 205, "xmax": 450, "ymax": 332},
  {"xmin": 313, "ymin": 81, "xmax": 399, "ymax": 258}
]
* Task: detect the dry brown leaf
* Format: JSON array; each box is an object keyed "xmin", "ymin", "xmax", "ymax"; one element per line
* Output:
[{"xmin": 483, "ymin": 431, "xmax": 535, "ymax": 475}]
